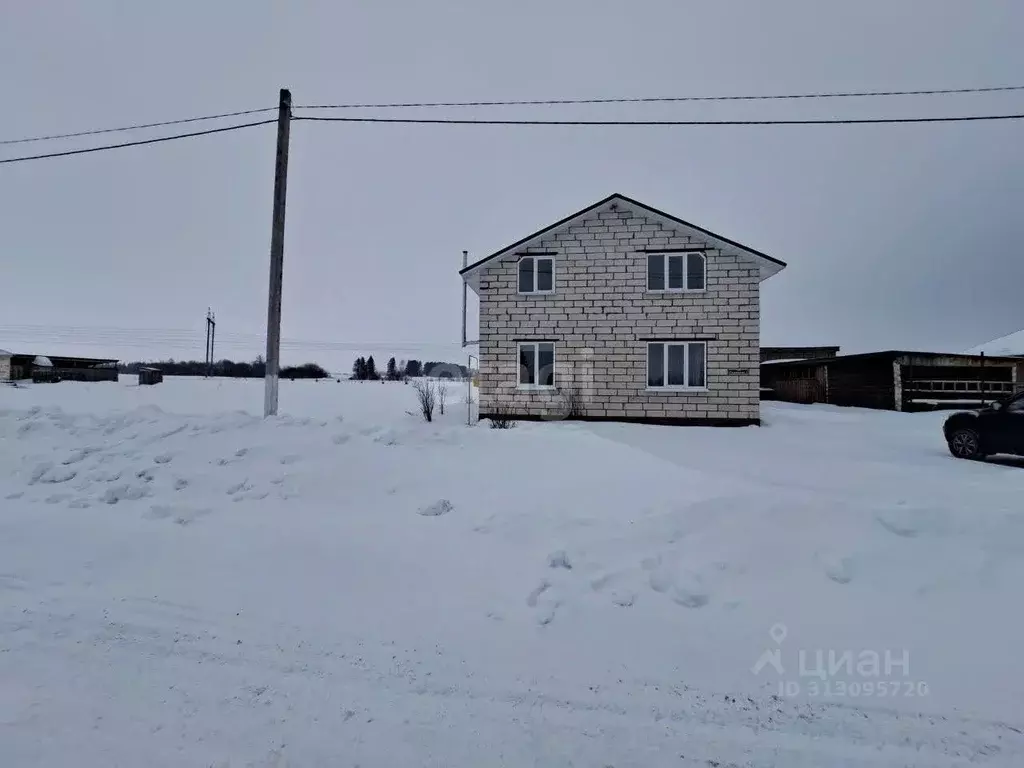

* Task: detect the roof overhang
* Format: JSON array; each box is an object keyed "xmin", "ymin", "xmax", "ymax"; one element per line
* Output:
[
  {"xmin": 460, "ymin": 193, "xmax": 787, "ymax": 293},
  {"xmin": 763, "ymin": 350, "xmax": 1024, "ymax": 367},
  {"xmin": 7, "ymin": 353, "xmax": 120, "ymax": 365}
]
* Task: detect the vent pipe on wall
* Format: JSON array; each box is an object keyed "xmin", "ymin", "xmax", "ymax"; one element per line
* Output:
[{"xmin": 461, "ymin": 250, "xmax": 468, "ymax": 348}]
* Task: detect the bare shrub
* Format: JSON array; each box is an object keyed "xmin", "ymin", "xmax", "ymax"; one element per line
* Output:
[
  {"xmin": 438, "ymin": 382, "xmax": 448, "ymax": 416},
  {"xmin": 488, "ymin": 401, "xmax": 516, "ymax": 430},
  {"xmin": 559, "ymin": 384, "xmax": 585, "ymax": 419},
  {"xmin": 413, "ymin": 379, "xmax": 437, "ymax": 422}
]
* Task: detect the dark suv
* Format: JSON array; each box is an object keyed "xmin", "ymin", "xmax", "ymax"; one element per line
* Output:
[{"xmin": 944, "ymin": 391, "xmax": 1024, "ymax": 460}]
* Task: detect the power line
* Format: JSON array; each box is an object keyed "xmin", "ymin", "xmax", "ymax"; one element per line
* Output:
[
  {"xmin": 6, "ymin": 83, "xmax": 1021, "ymax": 147},
  {"xmin": 296, "ymin": 113, "xmax": 1024, "ymax": 126},
  {"xmin": 0, "ymin": 325, "xmax": 464, "ymax": 352},
  {"xmin": 297, "ymin": 84, "xmax": 1024, "ymax": 110},
  {"xmin": 0, "ymin": 323, "xmax": 457, "ymax": 343},
  {"xmin": 4, "ymin": 106, "xmax": 1021, "ymax": 168},
  {"xmin": 0, "ymin": 119, "xmax": 277, "ymax": 165},
  {"xmin": 0, "ymin": 107, "xmax": 276, "ymax": 147}
]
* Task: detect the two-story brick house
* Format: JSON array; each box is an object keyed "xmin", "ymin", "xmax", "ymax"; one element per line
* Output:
[{"xmin": 461, "ymin": 193, "xmax": 787, "ymax": 426}]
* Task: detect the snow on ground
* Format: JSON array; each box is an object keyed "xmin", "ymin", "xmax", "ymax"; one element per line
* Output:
[{"xmin": 2, "ymin": 377, "xmax": 1024, "ymax": 766}]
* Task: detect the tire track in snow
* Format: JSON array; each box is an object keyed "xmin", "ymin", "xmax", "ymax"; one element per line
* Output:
[{"xmin": 1, "ymin": 593, "xmax": 1020, "ymax": 767}]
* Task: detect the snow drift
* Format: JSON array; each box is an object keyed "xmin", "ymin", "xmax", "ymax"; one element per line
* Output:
[{"xmin": 2, "ymin": 377, "xmax": 1023, "ymax": 766}]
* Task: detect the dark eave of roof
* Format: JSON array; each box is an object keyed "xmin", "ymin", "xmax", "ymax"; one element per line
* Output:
[
  {"xmin": 762, "ymin": 350, "xmax": 1024, "ymax": 367},
  {"xmin": 9, "ymin": 354, "xmax": 120, "ymax": 365},
  {"xmin": 762, "ymin": 345, "xmax": 841, "ymax": 353},
  {"xmin": 460, "ymin": 193, "xmax": 786, "ymax": 275}
]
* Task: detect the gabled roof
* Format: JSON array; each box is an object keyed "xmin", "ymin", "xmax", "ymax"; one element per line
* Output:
[
  {"xmin": 966, "ymin": 328, "xmax": 1024, "ymax": 357},
  {"xmin": 460, "ymin": 193, "xmax": 786, "ymax": 291}
]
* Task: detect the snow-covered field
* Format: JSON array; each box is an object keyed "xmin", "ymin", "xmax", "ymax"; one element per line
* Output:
[{"xmin": 2, "ymin": 377, "xmax": 1024, "ymax": 767}]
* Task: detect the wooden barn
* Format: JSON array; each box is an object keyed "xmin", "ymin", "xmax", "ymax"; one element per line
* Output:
[{"xmin": 761, "ymin": 350, "xmax": 1021, "ymax": 411}]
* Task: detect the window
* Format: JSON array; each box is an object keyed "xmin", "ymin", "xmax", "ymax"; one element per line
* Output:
[
  {"xmin": 647, "ymin": 342, "xmax": 706, "ymax": 389},
  {"xmin": 518, "ymin": 342, "xmax": 555, "ymax": 387},
  {"xmin": 518, "ymin": 256, "xmax": 555, "ymax": 293},
  {"xmin": 647, "ymin": 252, "xmax": 705, "ymax": 292}
]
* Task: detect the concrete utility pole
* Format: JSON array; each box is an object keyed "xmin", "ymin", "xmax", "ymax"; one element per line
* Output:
[{"xmin": 264, "ymin": 88, "xmax": 292, "ymax": 417}]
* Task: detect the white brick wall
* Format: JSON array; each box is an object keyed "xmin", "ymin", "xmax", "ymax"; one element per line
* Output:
[
  {"xmin": 476, "ymin": 203, "xmax": 762, "ymax": 423},
  {"xmin": 0, "ymin": 357, "xmax": 10, "ymax": 382}
]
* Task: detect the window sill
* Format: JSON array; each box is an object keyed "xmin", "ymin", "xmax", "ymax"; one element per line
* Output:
[
  {"xmin": 517, "ymin": 290, "xmax": 556, "ymax": 296},
  {"xmin": 646, "ymin": 288, "xmax": 706, "ymax": 294},
  {"xmin": 645, "ymin": 387, "xmax": 709, "ymax": 393},
  {"xmin": 517, "ymin": 384, "xmax": 557, "ymax": 391}
]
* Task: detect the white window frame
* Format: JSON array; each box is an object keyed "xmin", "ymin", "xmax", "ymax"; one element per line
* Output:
[
  {"xmin": 517, "ymin": 341, "xmax": 556, "ymax": 389},
  {"xmin": 646, "ymin": 252, "xmax": 706, "ymax": 293},
  {"xmin": 645, "ymin": 341, "xmax": 708, "ymax": 391},
  {"xmin": 517, "ymin": 255, "xmax": 556, "ymax": 295}
]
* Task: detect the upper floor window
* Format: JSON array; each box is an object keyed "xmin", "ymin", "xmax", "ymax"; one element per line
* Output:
[
  {"xmin": 647, "ymin": 252, "xmax": 705, "ymax": 292},
  {"xmin": 518, "ymin": 256, "xmax": 555, "ymax": 294}
]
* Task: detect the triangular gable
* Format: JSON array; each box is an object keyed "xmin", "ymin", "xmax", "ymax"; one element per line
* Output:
[{"xmin": 461, "ymin": 193, "xmax": 786, "ymax": 292}]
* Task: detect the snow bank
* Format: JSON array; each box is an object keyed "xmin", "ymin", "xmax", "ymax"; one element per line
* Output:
[{"xmin": 2, "ymin": 379, "xmax": 1023, "ymax": 766}]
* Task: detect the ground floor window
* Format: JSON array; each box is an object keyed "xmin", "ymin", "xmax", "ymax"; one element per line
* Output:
[
  {"xmin": 647, "ymin": 341, "xmax": 706, "ymax": 389},
  {"xmin": 518, "ymin": 342, "xmax": 555, "ymax": 387}
]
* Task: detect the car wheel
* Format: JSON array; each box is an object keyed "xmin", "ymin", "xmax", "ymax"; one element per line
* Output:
[{"xmin": 948, "ymin": 428, "xmax": 984, "ymax": 460}]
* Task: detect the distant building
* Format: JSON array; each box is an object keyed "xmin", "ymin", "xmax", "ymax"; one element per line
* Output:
[
  {"xmin": 138, "ymin": 367, "xmax": 164, "ymax": 386},
  {"xmin": 4, "ymin": 353, "xmax": 119, "ymax": 383},
  {"xmin": 965, "ymin": 329, "xmax": 1024, "ymax": 396},
  {"xmin": 966, "ymin": 328, "xmax": 1024, "ymax": 358},
  {"xmin": 762, "ymin": 350, "xmax": 1020, "ymax": 411}
]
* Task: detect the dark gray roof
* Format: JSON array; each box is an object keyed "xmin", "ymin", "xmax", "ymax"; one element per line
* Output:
[{"xmin": 762, "ymin": 350, "xmax": 1024, "ymax": 367}]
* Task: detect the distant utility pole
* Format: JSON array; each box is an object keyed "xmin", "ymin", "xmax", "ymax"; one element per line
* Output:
[
  {"xmin": 205, "ymin": 308, "xmax": 217, "ymax": 377},
  {"xmin": 209, "ymin": 310, "xmax": 216, "ymax": 376},
  {"xmin": 264, "ymin": 88, "xmax": 292, "ymax": 417},
  {"xmin": 204, "ymin": 310, "xmax": 210, "ymax": 376}
]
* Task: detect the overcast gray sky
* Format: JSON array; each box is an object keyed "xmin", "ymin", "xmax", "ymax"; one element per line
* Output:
[{"xmin": 2, "ymin": 0, "xmax": 1022, "ymax": 370}]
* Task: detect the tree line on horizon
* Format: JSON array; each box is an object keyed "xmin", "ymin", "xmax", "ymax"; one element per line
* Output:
[
  {"xmin": 350, "ymin": 356, "xmax": 470, "ymax": 381},
  {"xmin": 117, "ymin": 356, "xmax": 470, "ymax": 381},
  {"xmin": 119, "ymin": 358, "xmax": 330, "ymax": 379}
]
